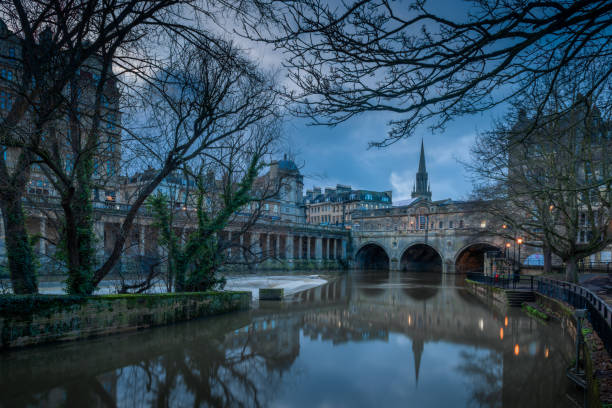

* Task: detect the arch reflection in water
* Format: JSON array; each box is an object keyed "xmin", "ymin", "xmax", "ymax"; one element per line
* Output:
[{"xmin": 0, "ymin": 272, "xmax": 579, "ymax": 408}]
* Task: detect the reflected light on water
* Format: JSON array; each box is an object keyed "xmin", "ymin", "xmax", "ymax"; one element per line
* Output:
[
  {"xmin": 545, "ymin": 348, "xmax": 549, "ymax": 358},
  {"xmin": 514, "ymin": 344, "xmax": 520, "ymax": 356},
  {"xmin": 505, "ymin": 316, "xmax": 508, "ymax": 327},
  {"xmin": 479, "ymin": 318, "xmax": 484, "ymax": 331},
  {"xmin": 500, "ymin": 327, "xmax": 504, "ymax": 340}
]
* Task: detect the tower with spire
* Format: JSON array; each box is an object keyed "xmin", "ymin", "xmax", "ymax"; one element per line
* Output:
[{"xmin": 411, "ymin": 139, "xmax": 432, "ymax": 200}]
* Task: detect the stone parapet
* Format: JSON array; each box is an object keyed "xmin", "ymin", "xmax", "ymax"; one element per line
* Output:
[{"xmin": 0, "ymin": 291, "xmax": 251, "ymax": 349}]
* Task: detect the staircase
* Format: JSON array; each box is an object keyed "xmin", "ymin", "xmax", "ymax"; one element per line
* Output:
[{"xmin": 505, "ymin": 290, "xmax": 535, "ymax": 307}]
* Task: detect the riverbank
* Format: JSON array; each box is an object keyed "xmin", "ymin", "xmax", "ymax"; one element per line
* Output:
[
  {"xmin": 465, "ymin": 278, "xmax": 611, "ymax": 407},
  {"xmin": 0, "ymin": 291, "xmax": 250, "ymax": 350}
]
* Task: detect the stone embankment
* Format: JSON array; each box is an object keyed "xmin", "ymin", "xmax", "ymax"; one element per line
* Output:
[
  {"xmin": 466, "ymin": 279, "xmax": 611, "ymax": 407},
  {"xmin": 0, "ymin": 291, "xmax": 251, "ymax": 349}
]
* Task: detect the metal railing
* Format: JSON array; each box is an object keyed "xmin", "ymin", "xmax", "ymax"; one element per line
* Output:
[
  {"xmin": 466, "ymin": 272, "xmax": 535, "ymax": 291},
  {"xmin": 467, "ymin": 272, "xmax": 612, "ymax": 355},
  {"xmin": 578, "ymin": 261, "xmax": 612, "ymax": 274},
  {"xmin": 537, "ymin": 277, "xmax": 612, "ymax": 355}
]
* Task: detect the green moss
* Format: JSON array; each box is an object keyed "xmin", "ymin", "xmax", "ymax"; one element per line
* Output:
[
  {"xmin": 0, "ymin": 295, "xmax": 86, "ymax": 318},
  {"xmin": 522, "ymin": 303, "xmax": 549, "ymax": 321}
]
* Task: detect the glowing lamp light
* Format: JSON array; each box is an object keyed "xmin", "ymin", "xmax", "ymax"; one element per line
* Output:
[
  {"xmin": 506, "ymin": 243, "xmax": 511, "ymax": 248},
  {"xmin": 502, "ymin": 224, "xmax": 507, "ymax": 229},
  {"xmin": 480, "ymin": 221, "xmax": 487, "ymax": 228},
  {"xmin": 545, "ymin": 348, "xmax": 549, "ymax": 358},
  {"xmin": 499, "ymin": 328, "xmax": 504, "ymax": 340},
  {"xmin": 514, "ymin": 344, "xmax": 520, "ymax": 356},
  {"xmin": 516, "ymin": 238, "xmax": 523, "ymax": 245}
]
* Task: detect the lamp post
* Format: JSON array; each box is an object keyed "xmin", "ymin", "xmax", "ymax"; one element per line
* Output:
[
  {"xmin": 505, "ymin": 242, "xmax": 511, "ymax": 259},
  {"xmin": 516, "ymin": 238, "xmax": 523, "ymax": 273}
]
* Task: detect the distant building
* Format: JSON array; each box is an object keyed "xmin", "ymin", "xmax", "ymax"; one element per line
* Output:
[
  {"xmin": 121, "ymin": 155, "xmax": 307, "ymax": 224},
  {"xmin": 305, "ymin": 184, "xmax": 392, "ymax": 227}
]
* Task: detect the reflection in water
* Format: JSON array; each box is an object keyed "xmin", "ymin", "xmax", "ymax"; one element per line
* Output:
[{"xmin": 0, "ymin": 271, "xmax": 578, "ymax": 408}]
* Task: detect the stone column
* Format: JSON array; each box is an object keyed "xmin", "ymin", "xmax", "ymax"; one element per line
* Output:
[
  {"xmin": 95, "ymin": 220, "xmax": 105, "ymax": 258},
  {"xmin": 286, "ymin": 234, "xmax": 293, "ymax": 260},
  {"xmin": 306, "ymin": 236, "xmax": 311, "ymax": 260},
  {"xmin": 326, "ymin": 238, "xmax": 331, "ymax": 260},
  {"xmin": 330, "ymin": 239, "xmax": 335, "ymax": 260},
  {"xmin": 342, "ymin": 239, "xmax": 347, "ymax": 259},
  {"xmin": 275, "ymin": 234, "xmax": 280, "ymax": 258},
  {"xmin": 227, "ymin": 230, "xmax": 232, "ymax": 258},
  {"xmin": 40, "ymin": 217, "xmax": 47, "ymax": 256},
  {"xmin": 266, "ymin": 233, "xmax": 271, "ymax": 257},
  {"xmin": 315, "ymin": 237, "xmax": 323, "ymax": 260}
]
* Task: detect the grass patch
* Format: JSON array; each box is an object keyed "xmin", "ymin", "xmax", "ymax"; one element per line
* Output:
[{"xmin": 522, "ymin": 303, "xmax": 550, "ymax": 321}]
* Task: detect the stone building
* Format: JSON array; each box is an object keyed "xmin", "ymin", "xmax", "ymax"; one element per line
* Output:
[
  {"xmin": 0, "ymin": 22, "xmax": 122, "ymax": 205},
  {"xmin": 305, "ymin": 184, "xmax": 392, "ymax": 227}
]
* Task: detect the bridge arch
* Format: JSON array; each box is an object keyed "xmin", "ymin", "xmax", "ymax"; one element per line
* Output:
[
  {"xmin": 355, "ymin": 242, "xmax": 390, "ymax": 270},
  {"xmin": 454, "ymin": 242, "xmax": 501, "ymax": 273},
  {"xmin": 400, "ymin": 242, "xmax": 443, "ymax": 272}
]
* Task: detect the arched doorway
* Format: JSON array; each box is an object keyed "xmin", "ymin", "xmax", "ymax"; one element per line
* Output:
[
  {"xmin": 400, "ymin": 244, "xmax": 442, "ymax": 272},
  {"xmin": 355, "ymin": 243, "xmax": 390, "ymax": 270},
  {"xmin": 455, "ymin": 243, "xmax": 501, "ymax": 273}
]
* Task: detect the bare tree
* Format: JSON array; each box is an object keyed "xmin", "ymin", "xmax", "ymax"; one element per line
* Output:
[
  {"xmin": 468, "ymin": 77, "xmax": 612, "ymax": 282},
  {"xmin": 0, "ymin": 0, "xmax": 219, "ymax": 293},
  {"xmin": 244, "ymin": 0, "xmax": 612, "ymax": 145},
  {"xmin": 134, "ymin": 121, "xmax": 283, "ymax": 293},
  {"xmin": 0, "ymin": 1, "xmax": 280, "ymax": 294},
  {"xmin": 101, "ymin": 37, "xmax": 279, "ymax": 294}
]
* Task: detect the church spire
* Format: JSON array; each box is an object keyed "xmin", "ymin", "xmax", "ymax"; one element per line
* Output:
[
  {"xmin": 418, "ymin": 139, "xmax": 427, "ymax": 173},
  {"xmin": 411, "ymin": 139, "xmax": 432, "ymax": 200}
]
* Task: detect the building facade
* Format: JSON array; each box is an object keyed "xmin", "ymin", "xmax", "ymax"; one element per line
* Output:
[{"xmin": 305, "ymin": 185, "xmax": 392, "ymax": 227}]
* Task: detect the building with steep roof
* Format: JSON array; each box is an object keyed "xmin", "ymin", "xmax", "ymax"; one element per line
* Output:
[{"xmin": 305, "ymin": 185, "xmax": 392, "ymax": 227}]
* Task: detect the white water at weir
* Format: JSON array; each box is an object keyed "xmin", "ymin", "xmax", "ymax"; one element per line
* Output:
[
  {"xmin": 13, "ymin": 274, "xmax": 328, "ymax": 297},
  {"xmin": 224, "ymin": 275, "xmax": 328, "ymax": 299}
]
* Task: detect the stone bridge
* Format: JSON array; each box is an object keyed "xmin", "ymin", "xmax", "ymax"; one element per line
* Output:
[{"xmin": 349, "ymin": 229, "xmax": 534, "ymax": 273}]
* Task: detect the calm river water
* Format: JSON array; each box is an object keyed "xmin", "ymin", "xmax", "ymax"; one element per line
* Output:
[{"xmin": 0, "ymin": 271, "xmax": 580, "ymax": 407}]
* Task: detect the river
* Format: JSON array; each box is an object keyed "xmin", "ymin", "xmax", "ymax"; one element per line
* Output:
[{"xmin": 0, "ymin": 271, "xmax": 580, "ymax": 407}]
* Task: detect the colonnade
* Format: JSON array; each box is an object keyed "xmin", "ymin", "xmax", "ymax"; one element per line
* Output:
[{"xmin": 7, "ymin": 217, "xmax": 349, "ymax": 265}]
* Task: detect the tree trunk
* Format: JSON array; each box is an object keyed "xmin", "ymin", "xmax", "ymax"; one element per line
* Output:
[
  {"xmin": 565, "ymin": 256, "xmax": 579, "ymax": 283},
  {"xmin": 62, "ymin": 160, "xmax": 96, "ymax": 295},
  {"xmin": 543, "ymin": 246, "xmax": 552, "ymax": 275},
  {"xmin": 1, "ymin": 196, "xmax": 38, "ymax": 294}
]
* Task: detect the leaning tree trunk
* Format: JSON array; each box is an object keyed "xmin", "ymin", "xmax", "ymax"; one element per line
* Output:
[
  {"xmin": 565, "ymin": 256, "xmax": 579, "ymax": 283},
  {"xmin": 1, "ymin": 195, "xmax": 38, "ymax": 294}
]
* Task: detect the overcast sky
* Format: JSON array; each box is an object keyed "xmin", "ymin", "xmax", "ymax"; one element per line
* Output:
[
  {"xmin": 236, "ymin": 1, "xmax": 509, "ymax": 203},
  {"xmin": 283, "ymin": 108, "xmax": 508, "ymax": 203}
]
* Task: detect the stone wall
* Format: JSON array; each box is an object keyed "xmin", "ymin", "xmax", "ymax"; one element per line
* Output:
[
  {"xmin": 0, "ymin": 291, "xmax": 251, "ymax": 349},
  {"xmin": 464, "ymin": 279, "xmax": 508, "ymax": 313}
]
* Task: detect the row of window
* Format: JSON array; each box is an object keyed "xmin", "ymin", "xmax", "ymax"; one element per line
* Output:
[{"xmin": 0, "ymin": 90, "xmax": 12, "ymax": 110}]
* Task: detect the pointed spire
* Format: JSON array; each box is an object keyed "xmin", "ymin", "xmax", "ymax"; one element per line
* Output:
[
  {"xmin": 412, "ymin": 338, "xmax": 424, "ymax": 387},
  {"xmin": 418, "ymin": 139, "xmax": 427, "ymax": 173},
  {"xmin": 411, "ymin": 139, "xmax": 432, "ymax": 200}
]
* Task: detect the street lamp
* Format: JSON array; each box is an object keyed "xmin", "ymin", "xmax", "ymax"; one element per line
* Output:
[
  {"xmin": 505, "ymin": 242, "xmax": 511, "ymax": 259},
  {"xmin": 516, "ymin": 238, "xmax": 523, "ymax": 272}
]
